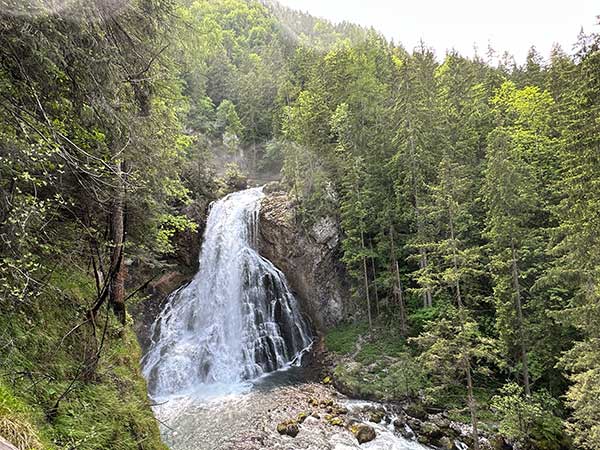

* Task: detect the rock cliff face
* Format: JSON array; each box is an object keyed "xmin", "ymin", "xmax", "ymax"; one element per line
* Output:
[{"xmin": 258, "ymin": 190, "xmax": 349, "ymax": 332}]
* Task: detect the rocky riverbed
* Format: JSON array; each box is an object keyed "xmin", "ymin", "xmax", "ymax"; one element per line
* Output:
[{"xmin": 149, "ymin": 366, "xmax": 491, "ymax": 450}]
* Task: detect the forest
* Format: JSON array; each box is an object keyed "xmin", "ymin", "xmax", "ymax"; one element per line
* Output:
[{"xmin": 0, "ymin": 0, "xmax": 599, "ymax": 449}]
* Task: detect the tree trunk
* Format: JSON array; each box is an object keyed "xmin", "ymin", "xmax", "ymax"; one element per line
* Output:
[
  {"xmin": 510, "ymin": 240, "xmax": 531, "ymax": 396},
  {"xmin": 390, "ymin": 225, "xmax": 408, "ymax": 335},
  {"xmin": 109, "ymin": 160, "xmax": 127, "ymax": 325},
  {"xmin": 361, "ymin": 230, "xmax": 372, "ymax": 329},
  {"xmin": 449, "ymin": 204, "xmax": 463, "ymax": 308},
  {"xmin": 464, "ymin": 354, "xmax": 480, "ymax": 450},
  {"xmin": 419, "ymin": 248, "xmax": 433, "ymax": 308},
  {"xmin": 407, "ymin": 117, "xmax": 432, "ymax": 309},
  {"xmin": 369, "ymin": 240, "xmax": 380, "ymax": 317}
]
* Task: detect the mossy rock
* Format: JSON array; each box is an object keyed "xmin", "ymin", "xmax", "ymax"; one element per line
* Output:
[
  {"xmin": 322, "ymin": 376, "xmax": 332, "ymax": 384},
  {"xmin": 328, "ymin": 417, "xmax": 344, "ymax": 427},
  {"xmin": 368, "ymin": 409, "xmax": 385, "ymax": 423},
  {"xmin": 351, "ymin": 423, "xmax": 376, "ymax": 444},
  {"xmin": 297, "ymin": 412, "xmax": 308, "ymax": 423},
  {"xmin": 320, "ymin": 398, "xmax": 334, "ymax": 408},
  {"xmin": 405, "ymin": 402, "xmax": 427, "ymax": 420},
  {"xmin": 276, "ymin": 419, "xmax": 299, "ymax": 438},
  {"xmin": 417, "ymin": 435, "xmax": 431, "ymax": 445},
  {"xmin": 438, "ymin": 436, "xmax": 455, "ymax": 450},
  {"xmin": 420, "ymin": 421, "xmax": 443, "ymax": 439}
]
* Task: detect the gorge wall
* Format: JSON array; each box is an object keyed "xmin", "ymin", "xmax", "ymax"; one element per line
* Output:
[{"xmin": 258, "ymin": 187, "xmax": 349, "ymax": 333}]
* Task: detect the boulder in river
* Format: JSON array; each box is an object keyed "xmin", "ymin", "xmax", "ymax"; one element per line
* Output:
[
  {"xmin": 327, "ymin": 416, "xmax": 345, "ymax": 427},
  {"xmin": 393, "ymin": 414, "xmax": 406, "ymax": 429},
  {"xmin": 438, "ymin": 436, "xmax": 455, "ymax": 450},
  {"xmin": 368, "ymin": 409, "xmax": 385, "ymax": 423},
  {"xmin": 420, "ymin": 421, "xmax": 443, "ymax": 440},
  {"xmin": 351, "ymin": 423, "xmax": 376, "ymax": 444},
  {"xmin": 405, "ymin": 402, "xmax": 428, "ymax": 420}
]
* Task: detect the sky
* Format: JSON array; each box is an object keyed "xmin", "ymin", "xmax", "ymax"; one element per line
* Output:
[{"xmin": 276, "ymin": 0, "xmax": 599, "ymax": 63}]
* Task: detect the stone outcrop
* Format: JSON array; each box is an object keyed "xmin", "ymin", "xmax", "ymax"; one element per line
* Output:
[{"xmin": 258, "ymin": 188, "xmax": 349, "ymax": 332}]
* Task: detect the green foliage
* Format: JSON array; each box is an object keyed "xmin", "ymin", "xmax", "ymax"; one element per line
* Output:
[
  {"xmin": 491, "ymin": 383, "xmax": 565, "ymax": 450},
  {"xmin": 216, "ymin": 162, "xmax": 248, "ymax": 196},
  {"xmin": 327, "ymin": 322, "xmax": 426, "ymax": 401},
  {"xmin": 1, "ymin": 1, "xmax": 599, "ymax": 447},
  {"xmin": 156, "ymin": 214, "xmax": 198, "ymax": 255},
  {"xmin": 0, "ymin": 267, "xmax": 166, "ymax": 450},
  {"xmin": 324, "ymin": 322, "xmax": 368, "ymax": 355},
  {"xmin": 411, "ymin": 306, "xmax": 499, "ymax": 405}
]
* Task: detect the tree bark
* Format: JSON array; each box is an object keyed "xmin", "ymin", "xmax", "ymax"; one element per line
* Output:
[
  {"xmin": 390, "ymin": 225, "xmax": 408, "ymax": 335},
  {"xmin": 369, "ymin": 240, "xmax": 380, "ymax": 317},
  {"xmin": 109, "ymin": 160, "xmax": 127, "ymax": 325},
  {"xmin": 361, "ymin": 230, "xmax": 373, "ymax": 329},
  {"xmin": 464, "ymin": 354, "xmax": 480, "ymax": 450},
  {"xmin": 449, "ymin": 203, "xmax": 463, "ymax": 308}
]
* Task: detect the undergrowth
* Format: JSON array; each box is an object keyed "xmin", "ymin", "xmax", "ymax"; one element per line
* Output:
[{"xmin": 0, "ymin": 267, "xmax": 165, "ymax": 450}]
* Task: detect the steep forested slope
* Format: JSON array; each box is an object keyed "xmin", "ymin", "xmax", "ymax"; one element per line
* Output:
[{"xmin": 1, "ymin": 1, "xmax": 599, "ymax": 449}]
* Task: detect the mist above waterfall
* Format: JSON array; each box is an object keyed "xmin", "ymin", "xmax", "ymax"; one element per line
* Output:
[{"xmin": 142, "ymin": 187, "xmax": 312, "ymax": 397}]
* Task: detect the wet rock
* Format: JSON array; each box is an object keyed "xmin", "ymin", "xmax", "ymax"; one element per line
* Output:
[
  {"xmin": 438, "ymin": 436, "xmax": 455, "ymax": 450},
  {"xmin": 327, "ymin": 417, "xmax": 345, "ymax": 427},
  {"xmin": 276, "ymin": 419, "xmax": 299, "ymax": 438},
  {"xmin": 368, "ymin": 409, "xmax": 385, "ymax": 424},
  {"xmin": 400, "ymin": 426, "xmax": 416, "ymax": 440},
  {"xmin": 407, "ymin": 418, "xmax": 423, "ymax": 432},
  {"xmin": 393, "ymin": 414, "xmax": 407, "ymax": 429},
  {"xmin": 421, "ymin": 422, "xmax": 443, "ymax": 440},
  {"xmin": 351, "ymin": 423, "xmax": 376, "ymax": 444}
]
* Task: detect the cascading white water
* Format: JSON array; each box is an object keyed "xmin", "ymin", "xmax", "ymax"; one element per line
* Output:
[{"xmin": 142, "ymin": 187, "xmax": 312, "ymax": 397}]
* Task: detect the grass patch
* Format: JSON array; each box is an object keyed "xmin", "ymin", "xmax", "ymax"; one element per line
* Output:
[
  {"xmin": 324, "ymin": 321, "xmax": 368, "ymax": 354},
  {"xmin": 355, "ymin": 328, "xmax": 406, "ymax": 364},
  {"xmin": 326, "ymin": 320, "xmax": 425, "ymax": 401},
  {"xmin": 0, "ymin": 266, "xmax": 166, "ymax": 450}
]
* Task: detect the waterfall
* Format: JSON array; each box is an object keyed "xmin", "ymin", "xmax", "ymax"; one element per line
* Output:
[{"xmin": 142, "ymin": 187, "xmax": 313, "ymax": 397}]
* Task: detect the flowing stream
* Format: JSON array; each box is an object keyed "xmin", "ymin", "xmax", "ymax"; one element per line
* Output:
[{"xmin": 142, "ymin": 187, "xmax": 432, "ymax": 450}]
